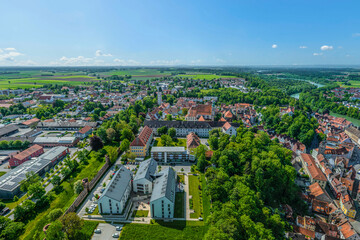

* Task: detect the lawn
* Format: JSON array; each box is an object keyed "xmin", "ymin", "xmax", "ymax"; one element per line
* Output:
[
  {"xmin": 78, "ymin": 220, "xmax": 99, "ymax": 239},
  {"xmin": 20, "ymin": 149, "xmax": 109, "ymax": 240},
  {"xmin": 330, "ymin": 111, "xmax": 360, "ymax": 127},
  {"xmin": 188, "ymin": 175, "xmax": 202, "ymax": 219},
  {"xmin": 177, "ymin": 74, "xmax": 237, "ymax": 80},
  {"xmin": 100, "ymin": 68, "xmax": 173, "ymax": 78},
  {"xmin": 0, "ymin": 171, "xmax": 6, "ymax": 177},
  {"xmin": 336, "ymin": 81, "xmax": 360, "ymax": 88},
  {"xmin": 174, "ymin": 192, "xmax": 185, "ymax": 218},
  {"xmin": 200, "ymin": 175, "xmax": 211, "ymax": 220},
  {"xmin": 154, "ymin": 138, "xmax": 186, "ymax": 147},
  {"xmin": 132, "ymin": 210, "xmax": 149, "ymax": 217},
  {"xmin": 120, "ymin": 221, "xmax": 208, "ymax": 240}
]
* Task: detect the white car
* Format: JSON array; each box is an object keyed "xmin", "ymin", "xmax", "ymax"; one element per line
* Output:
[
  {"xmin": 94, "ymin": 229, "xmax": 101, "ymax": 234},
  {"xmin": 91, "ymin": 204, "xmax": 97, "ymax": 208},
  {"xmin": 112, "ymin": 233, "xmax": 120, "ymax": 238},
  {"xmin": 116, "ymin": 226, "xmax": 123, "ymax": 231}
]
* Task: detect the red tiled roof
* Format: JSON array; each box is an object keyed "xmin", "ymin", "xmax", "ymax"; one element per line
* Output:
[
  {"xmin": 12, "ymin": 144, "xmax": 43, "ymax": 161},
  {"xmin": 130, "ymin": 126, "xmax": 153, "ymax": 147},
  {"xmin": 223, "ymin": 122, "xmax": 232, "ymax": 131},
  {"xmin": 22, "ymin": 118, "xmax": 40, "ymax": 126},
  {"xmin": 78, "ymin": 125, "xmax": 92, "ymax": 134},
  {"xmin": 301, "ymin": 153, "xmax": 327, "ymax": 182}
]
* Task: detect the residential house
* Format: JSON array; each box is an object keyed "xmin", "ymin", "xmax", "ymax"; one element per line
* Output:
[
  {"xmin": 133, "ymin": 158, "xmax": 158, "ymax": 194},
  {"xmin": 130, "ymin": 126, "xmax": 153, "ymax": 158}
]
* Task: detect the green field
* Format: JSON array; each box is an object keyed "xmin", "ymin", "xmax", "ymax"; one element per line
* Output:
[
  {"xmin": 0, "ymin": 172, "xmax": 6, "ymax": 177},
  {"xmin": 101, "ymin": 69, "xmax": 173, "ymax": 77},
  {"xmin": 0, "ymin": 74, "xmax": 98, "ymax": 89},
  {"xmin": 200, "ymin": 174, "xmax": 211, "ymax": 220},
  {"xmin": 79, "ymin": 221, "xmax": 100, "ymax": 239},
  {"xmin": 154, "ymin": 138, "xmax": 186, "ymax": 148},
  {"xmin": 336, "ymin": 81, "xmax": 360, "ymax": 88},
  {"xmin": 120, "ymin": 221, "xmax": 207, "ymax": 240},
  {"xmin": 174, "ymin": 192, "xmax": 185, "ymax": 218},
  {"xmin": 189, "ymin": 175, "xmax": 202, "ymax": 219},
  {"xmin": 330, "ymin": 111, "xmax": 360, "ymax": 127},
  {"xmin": 177, "ymin": 74, "xmax": 237, "ymax": 80},
  {"xmin": 132, "ymin": 210, "xmax": 149, "ymax": 217}
]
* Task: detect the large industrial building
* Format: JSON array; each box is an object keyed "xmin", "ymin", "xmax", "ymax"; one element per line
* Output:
[
  {"xmin": 0, "ymin": 146, "xmax": 69, "ymax": 199},
  {"xmin": 9, "ymin": 144, "xmax": 44, "ymax": 168},
  {"xmin": 37, "ymin": 120, "xmax": 97, "ymax": 131},
  {"xmin": 33, "ymin": 136, "xmax": 79, "ymax": 147}
]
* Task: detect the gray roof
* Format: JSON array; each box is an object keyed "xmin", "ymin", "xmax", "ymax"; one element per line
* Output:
[
  {"xmin": 150, "ymin": 167, "xmax": 176, "ymax": 203},
  {"xmin": 144, "ymin": 120, "xmax": 241, "ymax": 129},
  {"xmin": 151, "ymin": 147, "xmax": 186, "ymax": 153},
  {"xmin": 134, "ymin": 158, "xmax": 157, "ymax": 182},
  {"xmin": 100, "ymin": 165, "xmax": 132, "ymax": 202},
  {"xmin": 37, "ymin": 121, "xmax": 97, "ymax": 129},
  {"xmin": 34, "ymin": 137, "xmax": 76, "ymax": 144},
  {"xmin": 0, "ymin": 124, "xmax": 19, "ymax": 137},
  {"xmin": 0, "ymin": 146, "xmax": 68, "ymax": 192}
]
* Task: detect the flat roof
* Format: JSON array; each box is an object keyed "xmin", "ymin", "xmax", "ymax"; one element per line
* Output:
[
  {"xmin": 151, "ymin": 147, "xmax": 185, "ymax": 153},
  {"xmin": 0, "ymin": 146, "xmax": 68, "ymax": 192}
]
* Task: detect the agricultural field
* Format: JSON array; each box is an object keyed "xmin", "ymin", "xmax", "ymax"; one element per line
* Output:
[
  {"xmin": 336, "ymin": 81, "xmax": 360, "ymax": 88},
  {"xmin": 0, "ymin": 74, "xmax": 99, "ymax": 89},
  {"xmin": 177, "ymin": 74, "xmax": 237, "ymax": 80},
  {"xmin": 100, "ymin": 68, "xmax": 174, "ymax": 79}
]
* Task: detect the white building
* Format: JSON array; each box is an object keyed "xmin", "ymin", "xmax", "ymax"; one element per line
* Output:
[
  {"xmin": 150, "ymin": 167, "xmax": 176, "ymax": 219},
  {"xmin": 222, "ymin": 122, "xmax": 237, "ymax": 136},
  {"xmin": 98, "ymin": 166, "xmax": 132, "ymax": 214},
  {"xmin": 157, "ymin": 92, "xmax": 162, "ymax": 105},
  {"xmin": 133, "ymin": 158, "xmax": 158, "ymax": 194}
]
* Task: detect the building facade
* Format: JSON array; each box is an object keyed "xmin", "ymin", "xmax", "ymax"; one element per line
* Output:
[
  {"xmin": 133, "ymin": 158, "xmax": 157, "ymax": 194},
  {"xmin": 151, "ymin": 147, "xmax": 195, "ymax": 163},
  {"xmin": 130, "ymin": 126, "xmax": 153, "ymax": 158},
  {"xmin": 9, "ymin": 144, "xmax": 44, "ymax": 168}
]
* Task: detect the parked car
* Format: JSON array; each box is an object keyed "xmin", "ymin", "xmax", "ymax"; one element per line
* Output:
[
  {"xmin": 94, "ymin": 229, "xmax": 101, "ymax": 234},
  {"xmin": 0, "ymin": 207, "xmax": 10, "ymax": 216},
  {"xmin": 198, "ymin": 217, "xmax": 203, "ymax": 221},
  {"xmin": 112, "ymin": 233, "xmax": 120, "ymax": 238},
  {"xmin": 116, "ymin": 226, "xmax": 123, "ymax": 231},
  {"xmin": 100, "ymin": 188, "xmax": 105, "ymax": 193}
]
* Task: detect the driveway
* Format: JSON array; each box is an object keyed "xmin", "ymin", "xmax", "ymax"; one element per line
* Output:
[{"xmin": 91, "ymin": 223, "xmax": 121, "ymax": 240}]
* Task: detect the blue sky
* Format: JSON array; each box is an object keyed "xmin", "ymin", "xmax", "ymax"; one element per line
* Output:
[{"xmin": 0, "ymin": 0, "xmax": 359, "ymax": 66}]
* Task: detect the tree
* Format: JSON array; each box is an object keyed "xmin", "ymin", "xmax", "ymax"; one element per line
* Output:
[
  {"xmin": 51, "ymin": 175, "xmax": 61, "ymax": 186},
  {"xmin": 46, "ymin": 220, "xmax": 67, "ymax": 240},
  {"xmin": 20, "ymin": 171, "xmax": 41, "ymax": 192},
  {"xmin": 160, "ymin": 134, "xmax": 173, "ymax": 146},
  {"xmin": 168, "ymin": 128, "xmax": 176, "ymax": 139},
  {"xmin": 90, "ymin": 135, "xmax": 104, "ymax": 151},
  {"xmin": 166, "ymin": 114, "xmax": 173, "ymax": 121},
  {"xmin": 120, "ymin": 139, "xmax": 130, "ymax": 153},
  {"xmin": 121, "ymin": 128, "xmax": 135, "ymax": 142},
  {"xmin": 208, "ymin": 136, "xmax": 219, "ymax": 150},
  {"xmin": 27, "ymin": 182, "xmax": 45, "ymax": 200},
  {"xmin": 97, "ymin": 127, "xmax": 107, "ymax": 143},
  {"xmin": 48, "ymin": 208, "xmax": 64, "ymax": 222},
  {"xmin": 157, "ymin": 126, "xmax": 168, "ymax": 136},
  {"xmin": 107, "ymin": 147, "xmax": 118, "ymax": 164},
  {"xmin": 197, "ymin": 155, "xmax": 207, "ymax": 172},
  {"xmin": 74, "ymin": 180, "xmax": 83, "ymax": 194},
  {"xmin": 106, "ymin": 128, "xmax": 116, "ymax": 142},
  {"xmin": 60, "ymin": 212, "xmax": 84, "ymax": 240},
  {"xmin": 0, "ymin": 220, "xmax": 24, "ymax": 240},
  {"xmin": 182, "ymin": 108, "xmax": 188, "ymax": 116}
]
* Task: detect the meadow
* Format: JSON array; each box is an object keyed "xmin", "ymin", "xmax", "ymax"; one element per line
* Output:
[{"xmin": 336, "ymin": 81, "xmax": 360, "ymax": 88}]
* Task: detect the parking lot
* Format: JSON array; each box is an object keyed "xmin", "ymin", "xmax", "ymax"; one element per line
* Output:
[{"xmin": 91, "ymin": 223, "xmax": 122, "ymax": 240}]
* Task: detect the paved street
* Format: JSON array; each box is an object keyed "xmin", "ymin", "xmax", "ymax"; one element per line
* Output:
[{"xmin": 91, "ymin": 223, "xmax": 122, "ymax": 240}]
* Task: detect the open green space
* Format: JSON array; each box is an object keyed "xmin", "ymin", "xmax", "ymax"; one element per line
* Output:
[
  {"xmin": 0, "ymin": 171, "xmax": 6, "ymax": 177},
  {"xmin": 336, "ymin": 81, "xmax": 360, "ymax": 88},
  {"xmin": 188, "ymin": 175, "xmax": 202, "ymax": 219},
  {"xmin": 132, "ymin": 210, "xmax": 149, "ymax": 218},
  {"xmin": 20, "ymin": 149, "xmax": 109, "ymax": 240},
  {"xmin": 120, "ymin": 221, "xmax": 207, "ymax": 240},
  {"xmin": 200, "ymin": 174, "xmax": 211, "ymax": 220},
  {"xmin": 154, "ymin": 138, "xmax": 186, "ymax": 147},
  {"xmin": 174, "ymin": 192, "xmax": 185, "ymax": 218},
  {"xmin": 330, "ymin": 111, "xmax": 360, "ymax": 127},
  {"xmin": 0, "ymin": 75, "xmax": 98, "ymax": 89},
  {"xmin": 101, "ymin": 69, "xmax": 173, "ymax": 77},
  {"xmin": 79, "ymin": 221, "xmax": 100, "ymax": 239},
  {"xmin": 177, "ymin": 74, "xmax": 237, "ymax": 80}
]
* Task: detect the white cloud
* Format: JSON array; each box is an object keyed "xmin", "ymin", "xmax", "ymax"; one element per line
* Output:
[
  {"xmin": 149, "ymin": 59, "xmax": 181, "ymax": 65},
  {"xmin": 313, "ymin": 53, "xmax": 323, "ymax": 56},
  {"xmin": 95, "ymin": 50, "xmax": 112, "ymax": 57},
  {"xmin": 299, "ymin": 46, "xmax": 307, "ymax": 49},
  {"xmin": 57, "ymin": 56, "xmax": 94, "ymax": 65},
  {"xmin": 320, "ymin": 45, "xmax": 333, "ymax": 51},
  {"xmin": 272, "ymin": 44, "xmax": 278, "ymax": 49},
  {"xmin": 0, "ymin": 49, "xmax": 23, "ymax": 62},
  {"xmin": 353, "ymin": 33, "xmax": 360, "ymax": 37},
  {"xmin": 4, "ymin": 48, "xmax": 16, "ymax": 51},
  {"xmin": 113, "ymin": 59, "xmax": 140, "ymax": 66}
]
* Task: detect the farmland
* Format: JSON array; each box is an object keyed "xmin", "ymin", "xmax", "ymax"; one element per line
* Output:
[
  {"xmin": 177, "ymin": 74, "xmax": 237, "ymax": 80},
  {"xmin": 0, "ymin": 75, "xmax": 98, "ymax": 89},
  {"xmin": 336, "ymin": 81, "xmax": 360, "ymax": 88}
]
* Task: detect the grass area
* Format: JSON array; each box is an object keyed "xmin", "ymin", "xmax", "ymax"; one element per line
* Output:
[
  {"xmin": 154, "ymin": 138, "xmax": 186, "ymax": 147},
  {"xmin": 132, "ymin": 210, "xmax": 149, "ymax": 217},
  {"xmin": 88, "ymin": 206, "xmax": 99, "ymax": 215},
  {"xmin": 120, "ymin": 221, "xmax": 207, "ymax": 240},
  {"xmin": 188, "ymin": 175, "xmax": 202, "ymax": 219},
  {"xmin": 0, "ymin": 171, "xmax": 6, "ymax": 177},
  {"xmin": 178, "ymin": 174, "xmax": 185, "ymax": 184},
  {"xmin": 336, "ymin": 81, "xmax": 360, "ymax": 88},
  {"xmin": 200, "ymin": 175, "xmax": 211, "ymax": 220},
  {"xmin": 0, "ymin": 75, "xmax": 98, "ymax": 89},
  {"xmin": 20, "ymin": 149, "xmax": 109, "ymax": 240},
  {"xmin": 330, "ymin": 111, "xmax": 360, "ymax": 127},
  {"xmin": 3, "ymin": 193, "xmax": 28, "ymax": 209},
  {"xmin": 177, "ymin": 74, "xmax": 236, "ymax": 80},
  {"xmin": 174, "ymin": 192, "xmax": 185, "ymax": 218},
  {"xmin": 79, "ymin": 221, "xmax": 99, "ymax": 239}
]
